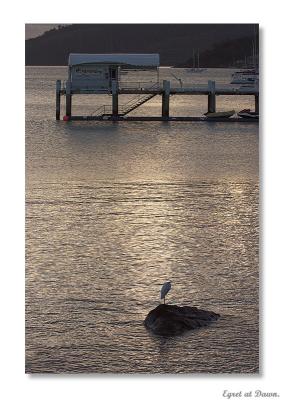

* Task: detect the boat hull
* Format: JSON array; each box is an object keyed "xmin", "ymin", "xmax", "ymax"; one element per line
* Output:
[
  {"xmin": 238, "ymin": 111, "xmax": 259, "ymax": 119},
  {"xmin": 204, "ymin": 110, "xmax": 235, "ymax": 119}
]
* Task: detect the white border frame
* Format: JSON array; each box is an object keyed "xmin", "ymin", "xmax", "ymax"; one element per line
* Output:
[{"xmin": 1, "ymin": 2, "xmax": 283, "ymax": 399}]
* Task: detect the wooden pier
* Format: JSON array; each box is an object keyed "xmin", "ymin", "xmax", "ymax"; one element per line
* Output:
[
  {"xmin": 56, "ymin": 80, "xmax": 259, "ymax": 122},
  {"xmin": 55, "ymin": 54, "xmax": 259, "ymax": 122}
]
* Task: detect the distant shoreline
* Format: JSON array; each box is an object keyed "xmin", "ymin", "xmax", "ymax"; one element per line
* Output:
[{"xmin": 25, "ymin": 24, "xmax": 258, "ymax": 68}]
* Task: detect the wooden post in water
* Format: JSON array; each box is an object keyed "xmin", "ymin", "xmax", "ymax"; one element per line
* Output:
[
  {"xmin": 208, "ymin": 80, "xmax": 216, "ymax": 113},
  {"xmin": 66, "ymin": 80, "xmax": 72, "ymax": 118},
  {"xmin": 112, "ymin": 81, "xmax": 119, "ymax": 117},
  {"xmin": 56, "ymin": 80, "xmax": 61, "ymax": 120},
  {"xmin": 162, "ymin": 80, "xmax": 170, "ymax": 119},
  {"xmin": 255, "ymin": 95, "xmax": 259, "ymax": 114}
]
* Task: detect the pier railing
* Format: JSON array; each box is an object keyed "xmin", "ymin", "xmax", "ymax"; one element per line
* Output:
[
  {"xmin": 91, "ymin": 105, "xmax": 112, "ymax": 116},
  {"xmin": 118, "ymin": 81, "xmax": 160, "ymax": 90},
  {"xmin": 62, "ymin": 80, "xmax": 258, "ymax": 93},
  {"xmin": 62, "ymin": 80, "xmax": 161, "ymax": 92}
]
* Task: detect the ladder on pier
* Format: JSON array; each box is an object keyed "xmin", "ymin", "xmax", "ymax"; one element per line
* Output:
[
  {"xmin": 121, "ymin": 92, "xmax": 157, "ymax": 115},
  {"xmin": 91, "ymin": 85, "xmax": 158, "ymax": 117}
]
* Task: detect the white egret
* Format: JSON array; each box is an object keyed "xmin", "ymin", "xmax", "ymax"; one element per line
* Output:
[{"xmin": 160, "ymin": 281, "xmax": 172, "ymax": 304}]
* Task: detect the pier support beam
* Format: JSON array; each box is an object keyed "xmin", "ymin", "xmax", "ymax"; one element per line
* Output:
[
  {"xmin": 56, "ymin": 80, "xmax": 61, "ymax": 120},
  {"xmin": 112, "ymin": 81, "xmax": 119, "ymax": 117},
  {"xmin": 255, "ymin": 95, "xmax": 259, "ymax": 114},
  {"xmin": 208, "ymin": 80, "xmax": 216, "ymax": 113},
  {"xmin": 66, "ymin": 80, "xmax": 72, "ymax": 118},
  {"xmin": 162, "ymin": 80, "xmax": 170, "ymax": 119}
]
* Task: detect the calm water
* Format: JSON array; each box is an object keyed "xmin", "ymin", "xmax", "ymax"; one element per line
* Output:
[{"xmin": 26, "ymin": 67, "xmax": 259, "ymax": 373}]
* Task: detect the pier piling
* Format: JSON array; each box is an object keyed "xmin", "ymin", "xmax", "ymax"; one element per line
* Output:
[
  {"xmin": 255, "ymin": 95, "xmax": 259, "ymax": 114},
  {"xmin": 162, "ymin": 80, "xmax": 170, "ymax": 119},
  {"xmin": 208, "ymin": 80, "xmax": 216, "ymax": 113},
  {"xmin": 66, "ymin": 80, "xmax": 72, "ymax": 118},
  {"xmin": 56, "ymin": 80, "xmax": 61, "ymax": 120},
  {"xmin": 112, "ymin": 81, "xmax": 119, "ymax": 117}
]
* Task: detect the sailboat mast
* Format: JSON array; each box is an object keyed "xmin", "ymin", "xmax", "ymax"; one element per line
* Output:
[
  {"xmin": 197, "ymin": 49, "xmax": 200, "ymax": 70},
  {"xmin": 254, "ymin": 24, "xmax": 258, "ymax": 69},
  {"xmin": 192, "ymin": 48, "xmax": 195, "ymax": 69},
  {"xmin": 252, "ymin": 40, "xmax": 255, "ymax": 69}
]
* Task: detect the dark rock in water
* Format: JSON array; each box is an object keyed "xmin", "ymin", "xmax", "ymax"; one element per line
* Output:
[{"xmin": 144, "ymin": 304, "xmax": 220, "ymax": 336}]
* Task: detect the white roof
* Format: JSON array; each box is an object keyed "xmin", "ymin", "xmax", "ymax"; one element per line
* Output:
[{"xmin": 68, "ymin": 53, "xmax": 160, "ymax": 67}]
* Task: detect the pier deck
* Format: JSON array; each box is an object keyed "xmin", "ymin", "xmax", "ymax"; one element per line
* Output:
[
  {"xmin": 56, "ymin": 80, "xmax": 259, "ymax": 122},
  {"xmin": 70, "ymin": 116, "xmax": 258, "ymax": 122},
  {"xmin": 59, "ymin": 83, "xmax": 258, "ymax": 96}
]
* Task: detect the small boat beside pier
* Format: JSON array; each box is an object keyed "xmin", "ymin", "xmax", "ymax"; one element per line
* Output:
[
  {"xmin": 238, "ymin": 109, "xmax": 259, "ymax": 119},
  {"xmin": 204, "ymin": 110, "xmax": 235, "ymax": 119}
]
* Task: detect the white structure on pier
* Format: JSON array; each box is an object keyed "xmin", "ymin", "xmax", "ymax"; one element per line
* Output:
[{"xmin": 68, "ymin": 53, "xmax": 160, "ymax": 91}]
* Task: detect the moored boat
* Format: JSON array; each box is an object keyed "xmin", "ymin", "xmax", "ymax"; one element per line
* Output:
[
  {"xmin": 231, "ymin": 69, "xmax": 259, "ymax": 85},
  {"xmin": 237, "ymin": 109, "xmax": 259, "ymax": 119},
  {"xmin": 204, "ymin": 110, "xmax": 235, "ymax": 119}
]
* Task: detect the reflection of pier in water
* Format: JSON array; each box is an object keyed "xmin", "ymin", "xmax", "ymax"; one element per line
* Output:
[{"xmin": 55, "ymin": 53, "xmax": 259, "ymax": 122}]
